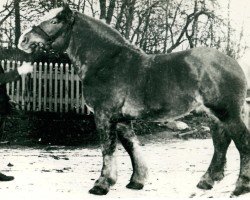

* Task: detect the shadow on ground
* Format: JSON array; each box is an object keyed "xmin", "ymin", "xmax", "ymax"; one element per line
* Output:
[{"xmin": 1, "ymin": 110, "xmax": 212, "ymax": 146}]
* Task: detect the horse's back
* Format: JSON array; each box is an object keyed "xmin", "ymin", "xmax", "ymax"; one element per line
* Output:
[
  {"xmin": 152, "ymin": 47, "xmax": 247, "ymax": 97},
  {"xmin": 144, "ymin": 47, "xmax": 247, "ymax": 120},
  {"xmin": 154, "ymin": 47, "xmax": 245, "ymax": 82}
]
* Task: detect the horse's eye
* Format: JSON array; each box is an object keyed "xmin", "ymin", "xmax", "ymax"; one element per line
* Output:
[{"xmin": 50, "ymin": 19, "xmax": 58, "ymax": 24}]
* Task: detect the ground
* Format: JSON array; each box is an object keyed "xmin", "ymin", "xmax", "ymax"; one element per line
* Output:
[{"xmin": 1, "ymin": 133, "xmax": 250, "ymax": 199}]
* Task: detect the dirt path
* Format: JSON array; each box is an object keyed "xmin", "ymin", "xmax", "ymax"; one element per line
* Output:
[{"xmin": 0, "ymin": 137, "xmax": 249, "ymax": 199}]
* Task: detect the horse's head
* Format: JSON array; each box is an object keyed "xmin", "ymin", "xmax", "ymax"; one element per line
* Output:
[{"xmin": 18, "ymin": 5, "xmax": 75, "ymax": 53}]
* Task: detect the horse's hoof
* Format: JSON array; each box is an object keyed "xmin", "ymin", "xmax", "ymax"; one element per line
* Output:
[
  {"xmin": 126, "ymin": 181, "xmax": 144, "ymax": 190},
  {"xmin": 232, "ymin": 186, "xmax": 250, "ymax": 196},
  {"xmin": 89, "ymin": 185, "xmax": 109, "ymax": 195},
  {"xmin": 196, "ymin": 180, "xmax": 213, "ymax": 190},
  {"xmin": 0, "ymin": 173, "xmax": 14, "ymax": 181}
]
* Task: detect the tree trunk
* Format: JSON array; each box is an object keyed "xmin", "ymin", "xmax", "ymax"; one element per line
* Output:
[
  {"xmin": 226, "ymin": 0, "xmax": 231, "ymax": 55},
  {"xmin": 99, "ymin": 0, "xmax": 106, "ymax": 20},
  {"xmin": 106, "ymin": 0, "xmax": 116, "ymax": 24},
  {"xmin": 163, "ymin": 0, "xmax": 170, "ymax": 53},
  {"xmin": 52, "ymin": 0, "xmax": 58, "ymax": 8},
  {"xmin": 14, "ymin": 0, "xmax": 21, "ymax": 48},
  {"xmin": 115, "ymin": 0, "xmax": 128, "ymax": 31},
  {"xmin": 125, "ymin": 0, "xmax": 136, "ymax": 39}
]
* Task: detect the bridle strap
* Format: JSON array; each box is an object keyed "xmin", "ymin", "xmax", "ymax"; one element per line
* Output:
[{"xmin": 32, "ymin": 25, "xmax": 51, "ymax": 41}]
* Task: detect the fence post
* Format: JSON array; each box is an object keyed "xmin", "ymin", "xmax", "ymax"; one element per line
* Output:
[
  {"xmin": 49, "ymin": 63, "xmax": 53, "ymax": 112},
  {"xmin": 65, "ymin": 63, "xmax": 69, "ymax": 112},
  {"xmin": 59, "ymin": 63, "xmax": 64, "ymax": 113},
  {"xmin": 38, "ymin": 62, "xmax": 42, "ymax": 111},
  {"xmin": 70, "ymin": 64, "xmax": 74, "ymax": 111},
  {"xmin": 11, "ymin": 61, "xmax": 15, "ymax": 100},
  {"xmin": 54, "ymin": 63, "xmax": 58, "ymax": 112},
  {"xmin": 43, "ymin": 62, "xmax": 48, "ymax": 111},
  {"xmin": 16, "ymin": 61, "xmax": 21, "ymax": 105},
  {"xmin": 32, "ymin": 62, "xmax": 37, "ymax": 111},
  {"xmin": 6, "ymin": 61, "xmax": 10, "ymax": 93},
  {"xmin": 76, "ymin": 75, "xmax": 80, "ymax": 113}
]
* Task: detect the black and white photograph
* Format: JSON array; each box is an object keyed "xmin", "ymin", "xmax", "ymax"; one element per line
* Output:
[{"xmin": 0, "ymin": 0, "xmax": 250, "ymax": 199}]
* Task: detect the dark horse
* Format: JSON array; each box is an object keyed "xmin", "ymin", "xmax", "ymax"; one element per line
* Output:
[{"xmin": 18, "ymin": 5, "xmax": 250, "ymax": 196}]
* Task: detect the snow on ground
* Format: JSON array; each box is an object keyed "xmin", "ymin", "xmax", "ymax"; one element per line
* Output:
[{"xmin": 0, "ymin": 137, "xmax": 249, "ymax": 199}]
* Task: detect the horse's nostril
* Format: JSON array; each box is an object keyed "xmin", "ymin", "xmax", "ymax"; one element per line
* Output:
[{"xmin": 22, "ymin": 36, "xmax": 28, "ymax": 44}]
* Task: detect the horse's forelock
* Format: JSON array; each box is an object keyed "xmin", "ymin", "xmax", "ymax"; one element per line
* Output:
[{"xmin": 39, "ymin": 7, "xmax": 64, "ymax": 23}]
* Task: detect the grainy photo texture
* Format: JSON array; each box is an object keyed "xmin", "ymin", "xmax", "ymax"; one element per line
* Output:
[{"xmin": 0, "ymin": 0, "xmax": 250, "ymax": 199}]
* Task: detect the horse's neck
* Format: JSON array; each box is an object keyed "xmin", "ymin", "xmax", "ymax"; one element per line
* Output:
[
  {"xmin": 66, "ymin": 14, "xmax": 147, "ymax": 78},
  {"xmin": 67, "ymin": 37, "xmax": 122, "ymax": 64}
]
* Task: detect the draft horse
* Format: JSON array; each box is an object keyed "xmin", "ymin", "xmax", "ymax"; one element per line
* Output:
[{"xmin": 18, "ymin": 5, "xmax": 250, "ymax": 196}]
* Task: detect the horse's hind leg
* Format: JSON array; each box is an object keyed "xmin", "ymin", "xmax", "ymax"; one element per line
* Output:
[
  {"xmin": 116, "ymin": 122, "xmax": 148, "ymax": 189},
  {"xmin": 197, "ymin": 121, "xmax": 231, "ymax": 189},
  {"xmin": 225, "ymin": 118, "xmax": 250, "ymax": 196}
]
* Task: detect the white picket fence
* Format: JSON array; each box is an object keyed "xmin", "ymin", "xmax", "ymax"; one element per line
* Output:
[{"xmin": 2, "ymin": 60, "xmax": 90, "ymax": 114}]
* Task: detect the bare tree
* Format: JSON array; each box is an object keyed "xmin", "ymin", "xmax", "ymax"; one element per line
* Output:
[
  {"xmin": 115, "ymin": 0, "xmax": 128, "ymax": 31},
  {"xmin": 106, "ymin": 0, "xmax": 116, "ymax": 24},
  {"xmin": 0, "ymin": 1, "xmax": 14, "ymax": 27},
  {"xmin": 0, "ymin": 0, "xmax": 246, "ymax": 59},
  {"xmin": 99, "ymin": 0, "xmax": 106, "ymax": 19},
  {"xmin": 14, "ymin": 0, "xmax": 21, "ymax": 47},
  {"xmin": 124, "ymin": 0, "xmax": 136, "ymax": 39}
]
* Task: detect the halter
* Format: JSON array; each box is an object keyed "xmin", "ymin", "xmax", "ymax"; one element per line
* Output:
[{"xmin": 31, "ymin": 12, "xmax": 76, "ymax": 51}]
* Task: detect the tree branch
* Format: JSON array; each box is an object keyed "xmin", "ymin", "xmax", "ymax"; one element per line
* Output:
[
  {"xmin": 167, "ymin": 9, "xmax": 214, "ymax": 53},
  {"xmin": 0, "ymin": 7, "xmax": 15, "ymax": 27}
]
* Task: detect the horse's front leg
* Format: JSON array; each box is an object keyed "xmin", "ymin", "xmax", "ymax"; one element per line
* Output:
[
  {"xmin": 116, "ymin": 122, "xmax": 148, "ymax": 189},
  {"xmin": 89, "ymin": 111, "xmax": 118, "ymax": 195}
]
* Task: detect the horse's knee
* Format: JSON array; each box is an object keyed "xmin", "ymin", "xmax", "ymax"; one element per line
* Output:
[
  {"xmin": 116, "ymin": 122, "xmax": 135, "ymax": 140},
  {"xmin": 116, "ymin": 121, "xmax": 131, "ymax": 132},
  {"xmin": 116, "ymin": 122, "xmax": 127, "ymax": 132}
]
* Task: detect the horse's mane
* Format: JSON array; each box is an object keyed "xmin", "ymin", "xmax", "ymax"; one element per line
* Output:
[{"xmin": 76, "ymin": 12, "xmax": 144, "ymax": 54}]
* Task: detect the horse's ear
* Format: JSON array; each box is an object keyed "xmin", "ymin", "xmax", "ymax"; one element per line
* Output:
[
  {"xmin": 59, "ymin": 3, "xmax": 74, "ymax": 22},
  {"xmin": 62, "ymin": 3, "xmax": 71, "ymax": 14}
]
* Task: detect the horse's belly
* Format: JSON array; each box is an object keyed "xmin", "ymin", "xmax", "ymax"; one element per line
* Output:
[{"xmin": 144, "ymin": 93, "xmax": 205, "ymax": 122}]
